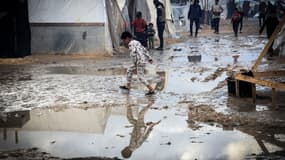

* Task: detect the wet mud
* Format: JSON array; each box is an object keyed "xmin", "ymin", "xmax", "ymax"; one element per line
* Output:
[{"xmin": 1, "ymin": 19, "xmax": 285, "ymax": 159}]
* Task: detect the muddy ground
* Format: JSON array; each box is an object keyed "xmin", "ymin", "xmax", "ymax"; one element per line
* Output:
[{"xmin": 1, "ymin": 19, "xmax": 285, "ymax": 160}]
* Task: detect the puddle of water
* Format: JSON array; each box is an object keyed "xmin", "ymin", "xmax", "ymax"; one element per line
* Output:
[
  {"xmin": 165, "ymin": 69, "xmax": 227, "ymax": 94},
  {"xmin": 47, "ymin": 66, "xmax": 127, "ymax": 76},
  {"xmin": 1, "ymin": 106, "xmax": 283, "ymax": 159},
  {"xmin": 171, "ymin": 53, "xmax": 259, "ymax": 65},
  {"xmin": 0, "ymin": 68, "xmax": 33, "ymax": 83}
]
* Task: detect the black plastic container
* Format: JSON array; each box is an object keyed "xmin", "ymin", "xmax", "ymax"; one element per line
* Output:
[
  {"xmin": 227, "ymin": 77, "xmax": 236, "ymax": 96},
  {"xmin": 227, "ymin": 74, "xmax": 253, "ymax": 98}
]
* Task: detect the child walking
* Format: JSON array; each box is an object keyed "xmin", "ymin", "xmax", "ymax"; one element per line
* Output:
[
  {"xmin": 120, "ymin": 31, "xmax": 155, "ymax": 95},
  {"xmin": 231, "ymin": 8, "xmax": 241, "ymax": 37},
  {"xmin": 147, "ymin": 23, "xmax": 155, "ymax": 49}
]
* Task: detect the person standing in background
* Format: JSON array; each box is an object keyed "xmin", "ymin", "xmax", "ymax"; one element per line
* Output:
[
  {"xmin": 188, "ymin": 0, "xmax": 202, "ymax": 37},
  {"xmin": 259, "ymin": 0, "xmax": 267, "ymax": 27},
  {"xmin": 259, "ymin": 10, "xmax": 279, "ymax": 56},
  {"xmin": 237, "ymin": 5, "xmax": 244, "ymax": 33},
  {"xmin": 231, "ymin": 8, "xmax": 241, "ymax": 37},
  {"xmin": 132, "ymin": 11, "xmax": 147, "ymax": 47},
  {"xmin": 147, "ymin": 23, "xmax": 155, "ymax": 49},
  {"xmin": 211, "ymin": 0, "xmax": 223, "ymax": 34},
  {"xmin": 153, "ymin": 0, "xmax": 166, "ymax": 50}
]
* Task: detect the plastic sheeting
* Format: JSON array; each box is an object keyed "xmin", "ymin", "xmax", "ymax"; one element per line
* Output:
[
  {"xmin": 273, "ymin": 24, "xmax": 285, "ymax": 57},
  {"xmin": 172, "ymin": 4, "xmax": 189, "ymax": 30},
  {"xmin": 105, "ymin": 0, "xmax": 126, "ymax": 53},
  {"xmin": 28, "ymin": 0, "xmax": 125, "ymax": 55},
  {"xmin": 28, "ymin": 0, "xmax": 105, "ymax": 23}
]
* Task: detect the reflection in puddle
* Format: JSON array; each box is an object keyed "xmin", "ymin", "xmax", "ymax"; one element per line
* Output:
[
  {"xmin": 0, "ymin": 111, "xmax": 30, "ymax": 128},
  {"xmin": 1, "ymin": 106, "xmax": 284, "ymax": 159},
  {"xmin": 187, "ymin": 55, "xmax": 201, "ymax": 63},
  {"xmin": 121, "ymin": 101, "xmax": 161, "ymax": 158}
]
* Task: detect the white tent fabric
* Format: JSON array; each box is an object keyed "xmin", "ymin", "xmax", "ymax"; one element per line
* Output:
[
  {"xmin": 28, "ymin": 0, "xmax": 125, "ymax": 55},
  {"xmin": 28, "ymin": 0, "xmax": 105, "ymax": 23},
  {"xmin": 273, "ymin": 24, "xmax": 285, "ymax": 57}
]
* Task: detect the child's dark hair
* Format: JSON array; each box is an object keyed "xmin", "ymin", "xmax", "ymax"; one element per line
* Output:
[
  {"xmin": 121, "ymin": 31, "xmax": 133, "ymax": 40},
  {"xmin": 149, "ymin": 23, "xmax": 153, "ymax": 27},
  {"xmin": 136, "ymin": 11, "xmax": 142, "ymax": 18}
]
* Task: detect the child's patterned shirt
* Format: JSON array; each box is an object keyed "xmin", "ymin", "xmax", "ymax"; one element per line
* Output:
[{"xmin": 128, "ymin": 40, "xmax": 152, "ymax": 65}]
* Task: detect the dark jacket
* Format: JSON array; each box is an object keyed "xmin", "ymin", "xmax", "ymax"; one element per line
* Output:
[
  {"xmin": 155, "ymin": 2, "xmax": 165, "ymax": 24},
  {"xmin": 188, "ymin": 4, "xmax": 202, "ymax": 19},
  {"xmin": 260, "ymin": 16, "xmax": 279, "ymax": 38}
]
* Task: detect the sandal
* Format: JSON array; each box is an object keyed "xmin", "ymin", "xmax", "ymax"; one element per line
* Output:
[
  {"xmin": 119, "ymin": 86, "xmax": 130, "ymax": 90},
  {"xmin": 145, "ymin": 90, "xmax": 155, "ymax": 96}
]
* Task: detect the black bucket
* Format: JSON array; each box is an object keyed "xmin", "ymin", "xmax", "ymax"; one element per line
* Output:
[
  {"xmin": 227, "ymin": 73, "xmax": 253, "ymax": 98},
  {"xmin": 227, "ymin": 77, "xmax": 236, "ymax": 96},
  {"xmin": 187, "ymin": 55, "xmax": 201, "ymax": 62},
  {"xmin": 238, "ymin": 81, "xmax": 253, "ymax": 97},
  {"xmin": 239, "ymin": 71, "xmax": 253, "ymax": 97}
]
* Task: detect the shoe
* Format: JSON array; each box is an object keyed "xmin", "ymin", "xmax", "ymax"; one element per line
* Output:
[
  {"xmin": 145, "ymin": 90, "xmax": 155, "ymax": 96},
  {"xmin": 155, "ymin": 47, "xmax": 163, "ymax": 50},
  {"xmin": 119, "ymin": 86, "xmax": 130, "ymax": 90}
]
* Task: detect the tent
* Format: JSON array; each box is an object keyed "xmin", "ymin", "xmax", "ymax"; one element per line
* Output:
[
  {"xmin": 0, "ymin": 0, "xmax": 31, "ymax": 58},
  {"xmin": 273, "ymin": 19, "xmax": 285, "ymax": 57},
  {"xmin": 118, "ymin": 0, "xmax": 176, "ymax": 38},
  {"xmin": 28, "ymin": 0, "xmax": 125, "ymax": 55}
]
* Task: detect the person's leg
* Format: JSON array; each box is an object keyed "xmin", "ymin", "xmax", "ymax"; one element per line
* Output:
[
  {"xmin": 190, "ymin": 18, "xmax": 194, "ymax": 36},
  {"xmin": 157, "ymin": 26, "xmax": 163, "ymax": 48},
  {"xmin": 239, "ymin": 16, "xmax": 243, "ymax": 32},
  {"xmin": 151, "ymin": 38, "xmax": 154, "ymax": 49},
  {"xmin": 157, "ymin": 22, "xmax": 165, "ymax": 49},
  {"xmin": 216, "ymin": 18, "xmax": 220, "ymax": 33},
  {"xmin": 232, "ymin": 23, "xmax": 235, "ymax": 36},
  {"xmin": 233, "ymin": 22, "xmax": 238, "ymax": 37},
  {"xmin": 195, "ymin": 18, "xmax": 200, "ymax": 37},
  {"xmin": 213, "ymin": 18, "xmax": 218, "ymax": 33},
  {"xmin": 136, "ymin": 65, "xmax": 154, "ymax": 93},
  {"xmin": 269, "ymin": 40, "xmax": 274, "ymax": 57},
  {"xmin": 212, "ymin": 18, "xmax": 216, "ymax": 32},
  {"xmin": 261, "ymin": 15, "xmax": 265, "ymax": 27},
  {"xmin": 137, "ymin": 32, "xmax": 147, "ymax": 47},
  {"xmin": 259, "ymin": 15, "xmax": 262, "ymax": 27},
  {"xmin": 125, "ymin": 65, "xmax": 136, "ymax": 88}
]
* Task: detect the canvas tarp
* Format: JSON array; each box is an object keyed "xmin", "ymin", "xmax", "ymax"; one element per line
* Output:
[
  {"xmin": 273, "ymin": 23, "xmax": 285, "ymax": 57},
  {"xmin": 28, "ymin": 0, "xmax": 125, "ymax": 55}
]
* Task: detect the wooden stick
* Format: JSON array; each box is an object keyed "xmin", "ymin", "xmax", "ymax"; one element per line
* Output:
[{"xmin": 234, "ymin": 73, "xmax": 285, "ymax": 90}]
